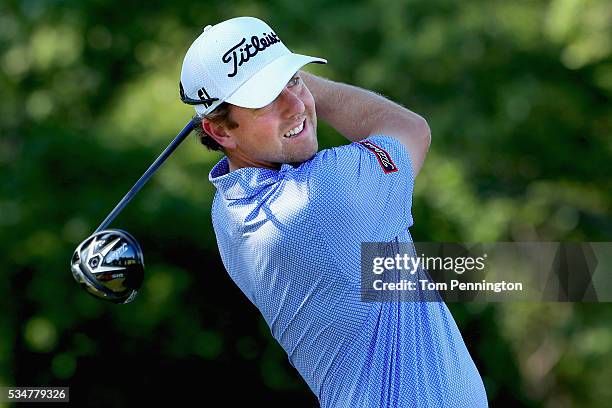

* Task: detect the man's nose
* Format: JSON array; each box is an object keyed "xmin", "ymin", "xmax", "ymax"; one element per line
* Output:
[{"xmin": 277, "ymin": 87, "xmax": 305, "ymax": 116}]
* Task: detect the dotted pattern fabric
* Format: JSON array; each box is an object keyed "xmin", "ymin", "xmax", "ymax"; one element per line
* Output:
[{"xmin": 209, "ymin": 136, "xmax": 488, "ymax": 407}]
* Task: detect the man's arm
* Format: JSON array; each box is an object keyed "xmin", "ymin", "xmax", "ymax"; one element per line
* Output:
[{"xmin": 301, "ymin": 71, "xmax": 431, "ymax": 177}]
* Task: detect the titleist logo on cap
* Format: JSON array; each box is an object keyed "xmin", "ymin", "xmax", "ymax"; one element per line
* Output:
[{"xmin": 222, "ymin": 32, "xmax": 282, "ymax": 78}]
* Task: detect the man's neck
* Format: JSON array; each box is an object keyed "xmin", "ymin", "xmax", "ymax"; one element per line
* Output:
[{"xmin": 227, "ymin": 157, "xmax": 281, "ymax": 172}]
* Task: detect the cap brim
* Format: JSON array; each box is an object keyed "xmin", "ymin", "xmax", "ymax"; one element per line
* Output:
[{"xmin": 225, "ymin": 53, "xmax": 326, "ymax": 109}]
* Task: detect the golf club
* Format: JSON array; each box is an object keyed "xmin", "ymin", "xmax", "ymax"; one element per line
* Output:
[{"xmin": 70, "ymin": 119, "xmax": 195, "ymax": 304}]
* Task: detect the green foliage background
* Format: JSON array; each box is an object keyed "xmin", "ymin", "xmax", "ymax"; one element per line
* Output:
[{"xmin": 1, "ymin": 0, "xmax": 611, "ymax": 406}]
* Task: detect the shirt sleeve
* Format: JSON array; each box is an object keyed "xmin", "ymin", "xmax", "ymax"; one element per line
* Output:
[{"xmin": 305, "ymin": 135, "xmax": 416, "ymax": 243}]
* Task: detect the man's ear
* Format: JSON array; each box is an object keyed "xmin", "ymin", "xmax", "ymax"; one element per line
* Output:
[{"xmin": 202, "ymin": 119, "xmax": 237, "ymax": 149}]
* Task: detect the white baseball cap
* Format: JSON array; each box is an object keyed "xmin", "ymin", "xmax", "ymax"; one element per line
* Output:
[{"xmin": 180, "ymin": 16, "xmax": 327, "ymax": 116}]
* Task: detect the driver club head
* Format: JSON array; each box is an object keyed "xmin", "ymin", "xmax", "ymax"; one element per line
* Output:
[{"xmin": 71, "ymin": 229, "xmax": 145, "ymax": 304}]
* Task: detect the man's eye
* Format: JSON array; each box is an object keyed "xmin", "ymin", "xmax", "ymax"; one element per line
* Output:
[{"xmin": 288, "ymin": 76, "xmax": 301, "ymax": 87}]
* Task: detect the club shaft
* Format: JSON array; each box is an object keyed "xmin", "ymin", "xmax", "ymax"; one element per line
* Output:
[{"xmin": 95, "ymin": 119, "xmax": 195, "ymax": 233}]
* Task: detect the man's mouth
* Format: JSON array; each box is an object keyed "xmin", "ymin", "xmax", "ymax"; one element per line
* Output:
[{"xmin": 283, "ymin": 120, "xmax": 306, "ymax": 138}]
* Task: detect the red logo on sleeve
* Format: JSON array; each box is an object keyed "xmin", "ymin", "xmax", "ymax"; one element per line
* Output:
[{"xmin": 357, "ymin": 141, "xmax": 399, "ymax": 174}]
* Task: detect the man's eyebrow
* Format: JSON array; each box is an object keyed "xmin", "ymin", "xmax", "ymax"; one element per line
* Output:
[{"xmin": 252, "ymin": 102, "xmax": 272, "ymax": 115}]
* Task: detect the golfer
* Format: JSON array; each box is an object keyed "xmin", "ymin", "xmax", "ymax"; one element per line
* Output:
[{"xmin": 180, "ymin": 16, "xmax": 488, "ymax": 407}]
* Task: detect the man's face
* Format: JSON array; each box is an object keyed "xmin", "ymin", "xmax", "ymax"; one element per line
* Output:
[{"xmin": 209, "ymin": 73, "xmax": 318, "ymax": 170}]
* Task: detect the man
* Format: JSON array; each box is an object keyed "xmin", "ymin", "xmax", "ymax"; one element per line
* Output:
[{"xmin": 180, "ymin": 16, "xmax": 488, "ymax": 407}]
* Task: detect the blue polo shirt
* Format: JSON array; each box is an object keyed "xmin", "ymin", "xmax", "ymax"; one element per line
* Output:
[{"xmin": 209, "ymin": 136, "xmax": 488, "ymax": 407}]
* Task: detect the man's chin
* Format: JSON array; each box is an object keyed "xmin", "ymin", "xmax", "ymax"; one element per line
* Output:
[
  {"xmin": 280, "ymin": 132, "xmax": 318, "ymax": 166},
  {"xmin": 300, "ymin": 143, "xmax": 319, "ymax": 163}
]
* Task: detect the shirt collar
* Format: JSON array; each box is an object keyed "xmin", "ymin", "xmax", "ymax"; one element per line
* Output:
[{"xmin": 209, "ymin": 157, "xmax": 295, "ymax": 200}]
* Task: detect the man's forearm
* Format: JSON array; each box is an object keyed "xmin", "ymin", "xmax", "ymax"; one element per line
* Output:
[{"xmin": 301, "ymin": 71, "xmax": 429, "ymax": 144}]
